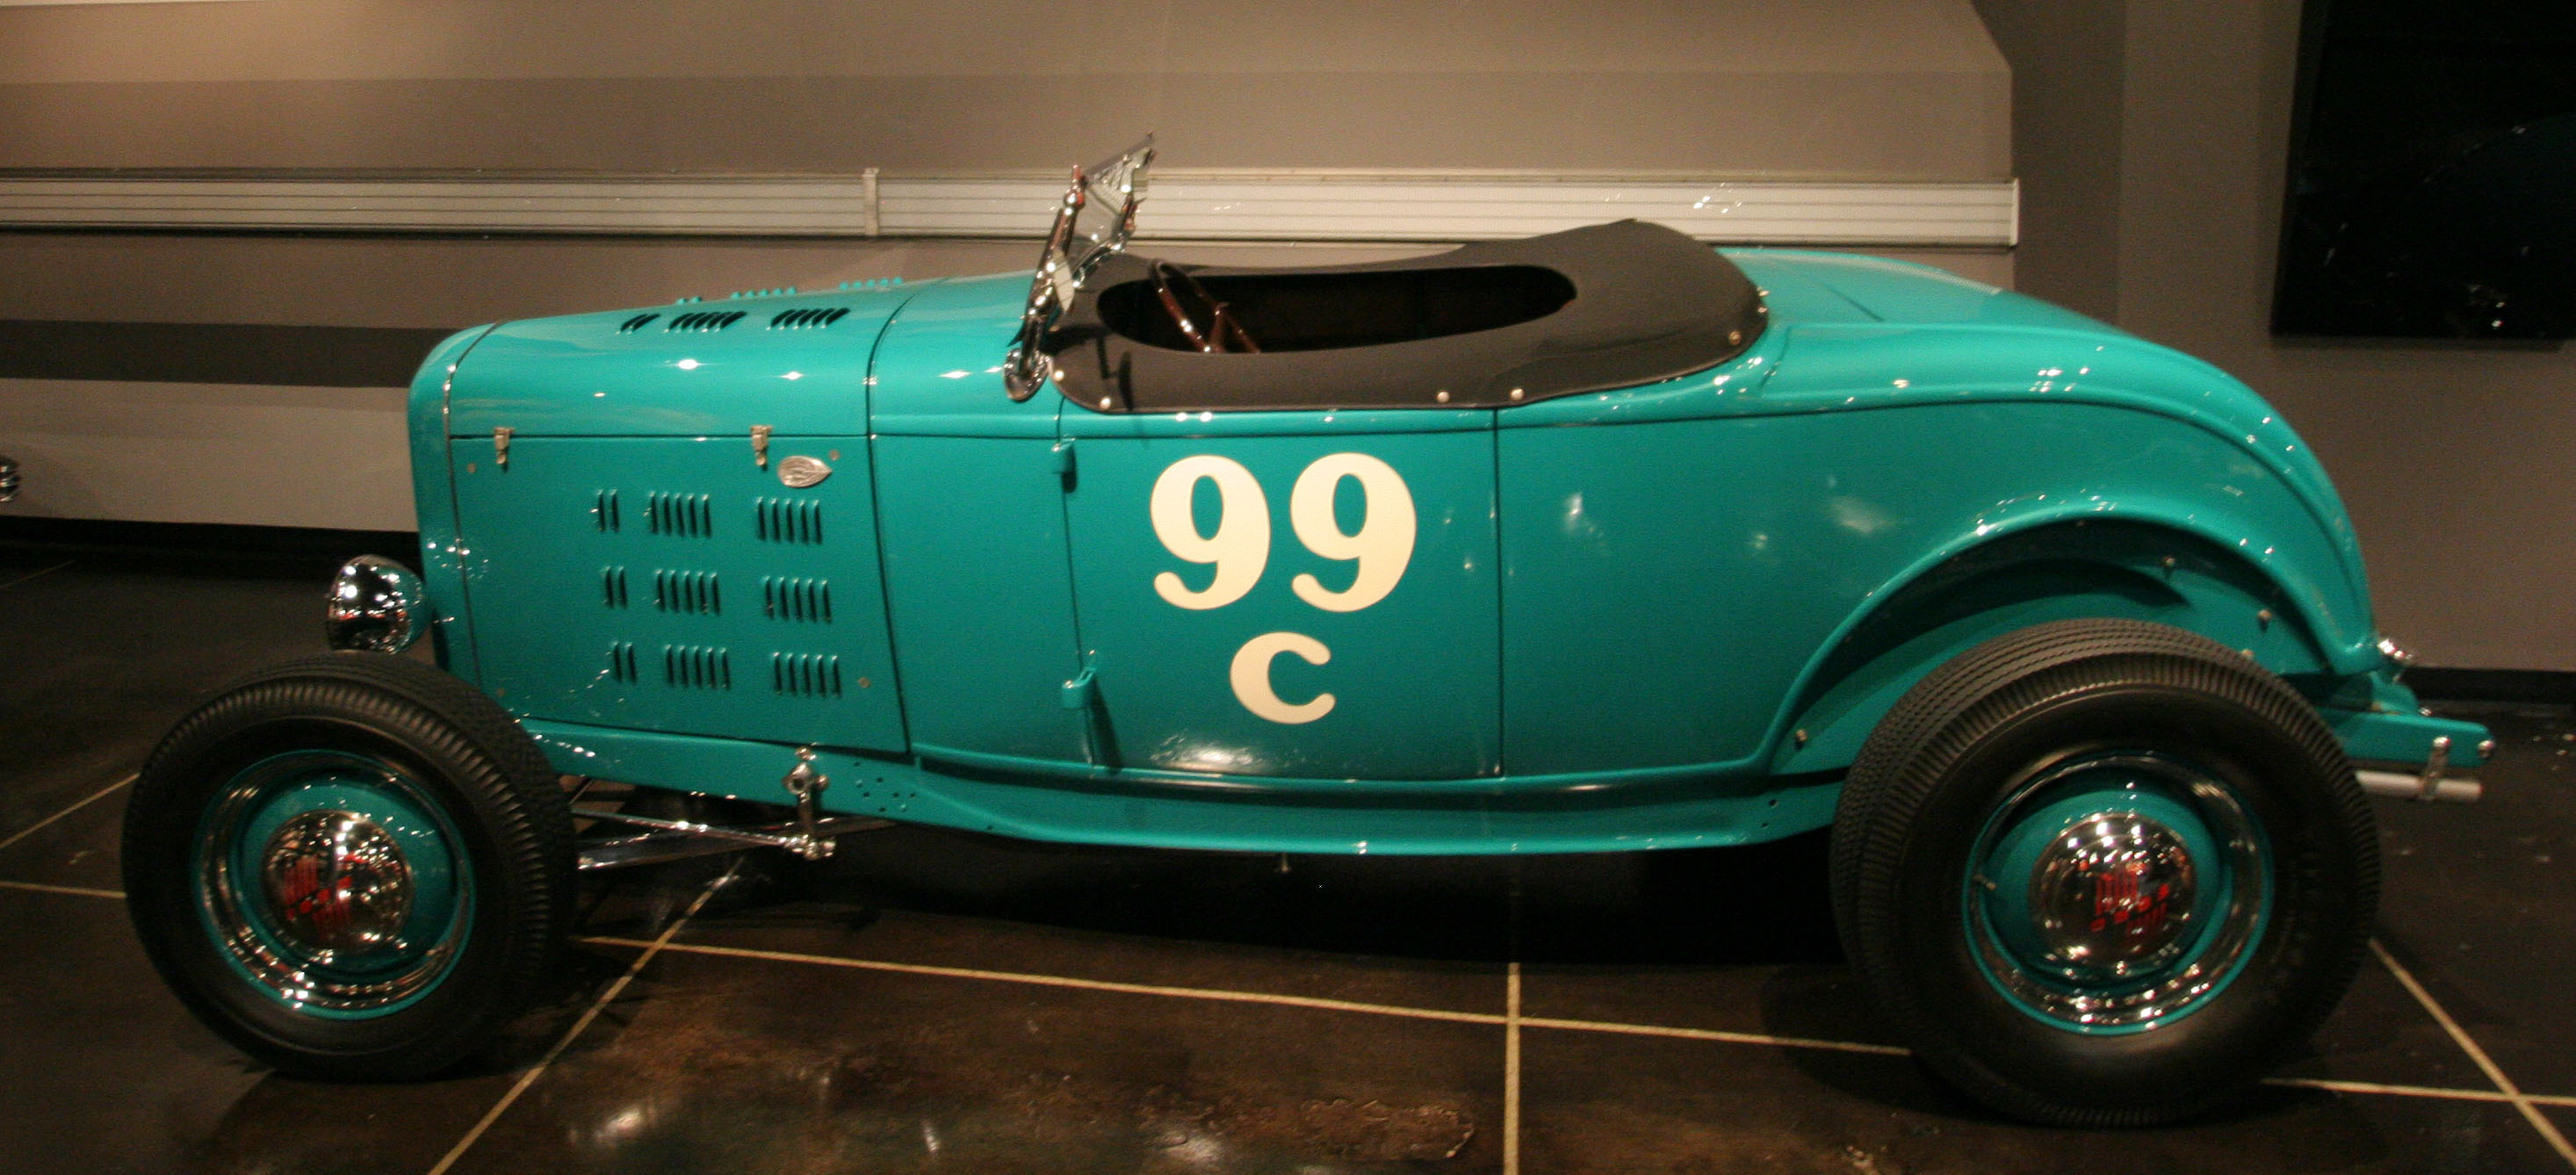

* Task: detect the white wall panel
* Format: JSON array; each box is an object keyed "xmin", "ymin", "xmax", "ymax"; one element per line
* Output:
[{"xmin": 0, "ymin": 379, "xmax": 413, "ymax": 530}]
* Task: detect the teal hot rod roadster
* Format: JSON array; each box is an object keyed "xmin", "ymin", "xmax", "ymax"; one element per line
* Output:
[{"xmin": 125, "ymin": 141, "xmax": 2489, "ymax": 1126}]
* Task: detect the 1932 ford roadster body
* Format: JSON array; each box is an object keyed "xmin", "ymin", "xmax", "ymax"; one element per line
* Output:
[{"xmin": 125, "ymin": 142, "xmax": 2491, "ymax": 1126}]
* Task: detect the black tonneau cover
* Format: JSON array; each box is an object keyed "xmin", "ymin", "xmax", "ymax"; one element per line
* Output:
[{"xmin": 1043, "ymin": 220, "xmax": 1766, "ymax": 413}]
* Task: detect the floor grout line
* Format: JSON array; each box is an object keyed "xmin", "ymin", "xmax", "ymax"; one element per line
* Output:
[
  {"xmin": 2265, "ymin": 1076, "xmax": 2517, "ymax": 1104},
  {"xmin": 0, "ymin": 771, "xmax": 136, "ymax": 854},
  {"xmin": 585, "ymin": 936, "xmax": 1512, "ymax": 1026},
  {"xmin": 2372, "ymin": 938, "xmax": 2576, "ymax": 1171},
  {"xmin": 1504, "ymin": 961, "xmax": 1522, "ymax": 1175},
  {"xmin": 424, "ymin": 876, "xmax": 726, "ymax": 1175},
  {"xmin": 1514, "ymin": 1014, "xmax": 1914, "ymax": 1057},
  {"xmin": 0, "ymin": 559, "xmax": 74, "ymax": 594},
  {"xmin": 0, "ymin": 878, "xmax": 124, "ymax": 899}
]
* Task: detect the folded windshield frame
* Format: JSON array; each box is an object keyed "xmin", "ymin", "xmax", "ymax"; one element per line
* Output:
[{"xmin": 1003, "ymin": 136, "xmax": 1155, "ymax": 400}]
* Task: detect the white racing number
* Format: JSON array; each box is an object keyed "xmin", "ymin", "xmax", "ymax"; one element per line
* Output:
[
  {"xmin": 1288, "ymin": 452, "xmax": 1416, "ymax": 612},
  {"xmin": 1149, "ymin": 455, "xmax": 1269, "ymax": 609},
  {"xmin": 1148, "ymin": 453, "xmax": 1418, "ymax": 724}
]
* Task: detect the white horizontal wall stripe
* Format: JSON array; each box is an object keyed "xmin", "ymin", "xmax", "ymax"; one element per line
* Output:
[
  {"xmin": 0, "ymin": 378, "xmax": 414, "ymax": 531},
  {"xmin": 0, "ymin": 173, "xmax": 2017, "ymax": 247}
]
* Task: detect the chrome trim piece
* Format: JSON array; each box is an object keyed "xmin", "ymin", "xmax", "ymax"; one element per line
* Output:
[
  {"xmin": 324, "ymin": 555, "xmax": 427, "ymax": 653},
  {"xmin": 573, "ymin": 807, "xmax": 889, "ymax": 872},
  {"xmin": 2416, "ymin": 736, "xmax": 2451, "ymax": 799},
  {"xmin": 0, "ymin": 452, "xmax": 18, "ymax": 503},
  {"xmin": 783, "ymin": 748, "xmax": 832, "ymax": 860},
  {"xmin": 2356, "ymin": 769, "xmax": 2483, "ymax": 804},
  {"xmin": 776, "ymin": 455, "xmax": 831, "ymax": 488}
]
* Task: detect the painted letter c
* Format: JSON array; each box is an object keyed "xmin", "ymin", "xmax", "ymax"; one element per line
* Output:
[{"xmin": 1229, "ymin": 631, "xmax": 1335, "ymax": 724}]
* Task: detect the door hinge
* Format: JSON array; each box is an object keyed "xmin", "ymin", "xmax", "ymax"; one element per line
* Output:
[
  {"xmin": 1059, "ymin": 660, "xmax": 1097, "ymax": 710},
  {"xmin": 1061, "ymin": 655, "xmax": 1118, "ymax": 770},
  {"xmin": 751, "ymin": 424, "xmax": 773, "ymax": 469},
  {"xmin": 1050, "ymin": 438, "xmax": 1077, "ymax": 484},
  {"xmin": 493, "ymin": 426, "xmax": 513, "ymax": 469}
]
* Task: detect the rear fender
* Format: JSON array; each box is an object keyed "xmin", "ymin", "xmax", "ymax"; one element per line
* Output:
[{"xmin": 1770, "ymin": 521, "xmax": 2334, "ymax": 775}]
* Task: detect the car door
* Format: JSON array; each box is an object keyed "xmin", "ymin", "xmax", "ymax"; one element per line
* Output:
[{"xmin": 1057, "ymin": 407, "xmax": 1501, "ymax": 781}]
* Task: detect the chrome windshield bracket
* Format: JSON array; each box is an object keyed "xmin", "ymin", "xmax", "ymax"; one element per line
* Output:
[{"xmin": 1003, "ymin": 135, "xmax": 1155, "ymax": 401}]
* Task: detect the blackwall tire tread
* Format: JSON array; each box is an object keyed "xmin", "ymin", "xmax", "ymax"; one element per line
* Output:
[
  {"xmin": 1828, "ymin": 618, "xmax": 2376, "ymax": 1127},
  {"xmin": 123, "ymin": 652, "xmax": 574, "ymax": 1080}
]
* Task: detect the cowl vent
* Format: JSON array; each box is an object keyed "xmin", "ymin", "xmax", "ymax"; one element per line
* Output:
[
  {"xmin": 667, "ymin": 310, "xmax": 747, "ymax": 333},
  {"xmin": 770, "ymin": 307, "xmax": 853, "ymax": 330}
]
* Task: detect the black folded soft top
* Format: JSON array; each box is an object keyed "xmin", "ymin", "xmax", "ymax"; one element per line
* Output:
[{"xmin": 1043, "ymin": 220, "xmax": 1767, "ymax": 413}]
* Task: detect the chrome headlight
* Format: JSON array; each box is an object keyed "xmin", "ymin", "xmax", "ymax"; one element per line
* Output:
[{"xmin": 326, "ymin": 555, "xmax": 426, "ymax": 653}]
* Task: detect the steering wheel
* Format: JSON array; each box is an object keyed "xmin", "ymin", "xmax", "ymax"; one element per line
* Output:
[{"xmin": 1150, "ymin": 262, "xmax": 1259, "ymax": 353}]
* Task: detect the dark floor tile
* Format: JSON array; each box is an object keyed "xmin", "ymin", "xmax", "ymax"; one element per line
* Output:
[
  {"xmin": 670, "ymin": 825, "xmax": 1512, "ymax": 1014},
  {"xmin": 2378, "ymin": 703, "xmax": 2576, "ymax": 1098},
  {"xmin": 0, "ymin": 779, "xmax": 126, "ymax": 890},
  {"xmin": 443, "ymin": 944, "xmax": 1506, "ymax": 1174},
  {"xmin": 1517, "ymin": 1025, "xmax": 2566, "ymax": 1175},
  {"xmin": 0, "ymin": 884, "xmax": 594, "ymax": 1175},
  {"xmin": 172, "ymin": 942, "xmax": 649, "ymax": 1175},
  {"xmin": 2284, "ymin": 948, "xmax": 2495, "ymax": 1092},
  {"xmin": 0, "ymin": 878, "xmax": 654, "ymax": 1175},
  {"xmin": 0, "ymin": 887, "xmax": 264, "ymax": 1174},
  {"xmin": 1512, "ymin": 833, "xmax": 1889, "ymax": 1047},
  {"xmin": 0, "ymin": 565, "xmax": 325, "ymax": 836},
  {"xmin": 0, "ymin": 552, "xmax": 75, "ymax": 588}
]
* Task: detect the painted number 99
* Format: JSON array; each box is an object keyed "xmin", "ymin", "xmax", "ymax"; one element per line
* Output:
[
  {"xmin": 1150, "ymin": 453, "xmax": 1415, "ymax": 611},
  {"xmin": 1148, "ymin": 453, "xmax": 1417, "ymax": 724}
]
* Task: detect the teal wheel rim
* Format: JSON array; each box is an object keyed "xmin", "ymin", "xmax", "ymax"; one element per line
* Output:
[
  {"xmin": 191, "ymin": 749, "xmax": 472, "ymax": 1019},
  {"xmin": 1964, "ymin": 751, "xmax": 2271, "ymax": 1034}
]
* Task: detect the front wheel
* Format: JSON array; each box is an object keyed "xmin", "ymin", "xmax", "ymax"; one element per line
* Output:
[
  {"xmin": 1829, "ymin": 619, "xmax": 2378, "ymax": 1126},
  {"xmin": 124, "ymin": 652, "xmax": 574, "ymax": 1079}
]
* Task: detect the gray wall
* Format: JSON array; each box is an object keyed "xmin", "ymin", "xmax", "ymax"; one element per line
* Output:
[
  {"xmin": 0, "ymin": 0, "xmax": 2010, "ymax": 534},
  {"xmin": 0, "ymin": 0, "xmax": 2005, "ymax": 176},
  {"xmin": 1976, "ymin": 0, "xmax": 2576, "ymax": 670}
]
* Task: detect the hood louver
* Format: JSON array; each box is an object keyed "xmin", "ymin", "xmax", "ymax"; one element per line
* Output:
[
  {"xmin": 617, "ymin": 313, "xmax": 660, "ymax": 333},
  {"xmin": 666, "ymin": 310, "xmax": 747, "ymax": 333},
  {"xmin": 769, "ymin": 306, "xmax": 853, "ymax": 330}
]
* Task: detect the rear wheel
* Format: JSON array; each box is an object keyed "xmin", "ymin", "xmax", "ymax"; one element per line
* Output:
[
  {"xmin": 125, "ymin": 652, "xmax": 574, "ymax": 1079},
  {"xmin": 1829, "ymin": 618, "xmax": 2376, "ymax": 1125}
]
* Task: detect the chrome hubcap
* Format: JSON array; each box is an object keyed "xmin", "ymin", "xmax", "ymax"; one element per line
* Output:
[
  {"xmin": 1966, "ymin": 752, "xmax": 2269, "ymax": 1033},
  {"xmin": 195, "ymin": 752, "xmax": 467, "ymax": 1015},
  {"xmin": 2028, "ymin": 813, "xmax": 2197, "ymax": 978},
  {"xmin": 258, "ymin": 811, "xmax": 414, "ymax": 956}
]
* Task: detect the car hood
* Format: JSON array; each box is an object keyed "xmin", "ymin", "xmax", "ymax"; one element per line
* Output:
[{"xmin": 444, "ymin": 281, "xmax": 926, "ymax": 438}]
